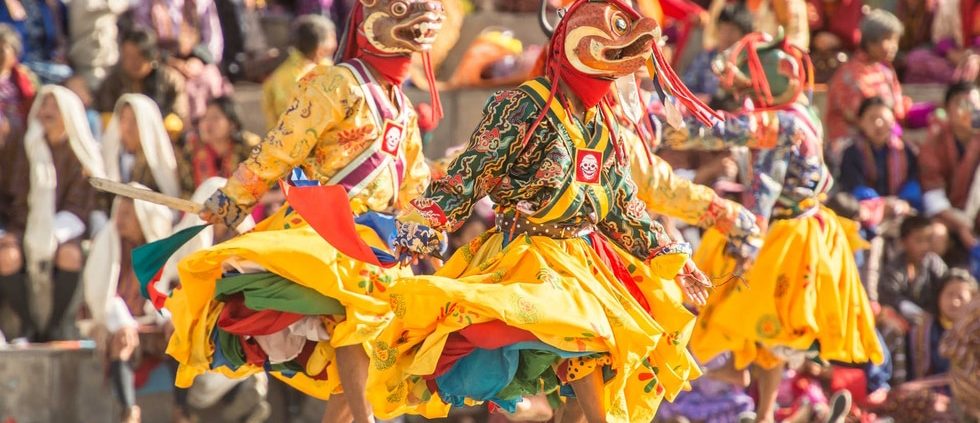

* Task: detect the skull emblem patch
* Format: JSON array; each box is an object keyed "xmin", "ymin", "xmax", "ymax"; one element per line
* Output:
[
  {"xmin": 381, "ymin": 120, "xmax": 404, "ymax": 156},
  {"xmin": 575, "ymin": 149, "xmax": 602, "ymax": 184}
]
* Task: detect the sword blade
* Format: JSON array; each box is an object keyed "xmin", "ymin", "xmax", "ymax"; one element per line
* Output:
[{"xmin": 89, "ymin": 177, "xmax": 203, "ymax": 214}]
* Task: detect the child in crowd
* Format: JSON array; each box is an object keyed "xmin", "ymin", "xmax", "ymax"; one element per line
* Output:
[
  {"xmin": 838, "ymin": 97, "xmax": 918, "ymax": 199},
  {"xmin": 908, "ymin": 270, "xmax": 977, "ymax": 380},
  {"xmin": 878, "ymin": 215, "xmax": 949, "ymax": 322},
  {"xmin": 876, "ymin": 271, "xmax": 977, "ymax": 422}
]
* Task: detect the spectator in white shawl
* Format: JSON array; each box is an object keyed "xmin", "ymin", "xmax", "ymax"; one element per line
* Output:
[
  {"xmin": 101, "ymin": 93, "xmax": 182, "ymax": 200},
  {"xmin": 81, "ymin": 188, "xmax": 172, "ymax": 423},
  {"xmin": 2, "ymin": 85, "xmax": 105, "ymax": 341}
]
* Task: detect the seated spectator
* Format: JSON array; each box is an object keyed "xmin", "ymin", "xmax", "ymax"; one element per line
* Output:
[
  {"xmin": 682, "ymin": 3, "xmax": 752, "ymax": 100},
  {"xmin": 130, "ymin": 0, "xmax": 224, "ymax": 65},
  {"xmin": 96, "ymin": 29, "xmax": 190, "ymax": 129},
  {"xmin": 178, "ymin": 96, "xmax": 258, "ymax": 194},
  {"xmin": 879, "ymin": 215, "xmax": 949, "ymax": 324},
  {"xmin": 838, "ymin": 97, "xmax": 919, "ymax": 198},
  {"xmin": 161, "ymin": 17, "xmax": 232, "ymax": 123},
  {"xmin": 101, "ymin": 94, "xmax": 182, "ymax": 200},
  {"xmin": 214, "ymin": 0, "xmax": 274, "ymax": 82},
  {"xmin": 82, "ymin": 192, "xmax": 174, "ymax": 423},
  {"xmin": 907, "ymin": 269, "xmax": 976, "ymax": 380},
  {"xmin": 66, "ymin": 0, "xmax": 127, "ymax": 90},
  {"xmin": 806, "ymin": 0, "xmax": 864, "ymax": 82},
  {"xmin": 262, "ymin": 14, "xmax": 336, "ymax": 129},
  {"xmin": 5, "ymin": 85, "xmax": 105, "ymax": 341},
  {"xmin": 903, "ymin": 0, "xmax": 980, "ymax": 84},
  {"xmin": 877, "ymin": 271, "xmax": 977, "ymax": 422},
  {"xmin": 0, "ymin": 0, "xmax": 72, "ymax": 84},
  {"xmin": 704, "ymin": 0, "xmax": 808, "ymax": 51},
  {"xmin": 939, "ymin": 295, "xmax": 980, "ymax": 421},
  {"xmin": 121, "ymin": 0, "xmax": 231, "ymax": 124},
  {"xmin": 919, "ymin": 81, "xmax": 980, "ymax": 260},
  {"xmin": 0, "ymin": 23, "xmax": 36, "ymax": 136},
  {"xmin": 826, "ymin": 10, "xmax": 910, "ymax": 154}
]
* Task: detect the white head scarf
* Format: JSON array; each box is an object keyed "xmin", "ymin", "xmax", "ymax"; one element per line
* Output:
[
  {"xmin": 24, "ymin": 85, "xmax": 106, "ymax": 290},
  {"xmin": 82, "ymin": 184, "xmax": 173, "ymax": 332},
  {"xmin": 102, "ymin": 93, "xmax": 181, "ymax": 199}
]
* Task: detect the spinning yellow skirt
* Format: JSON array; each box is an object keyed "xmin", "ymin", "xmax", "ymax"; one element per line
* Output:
[
  {"xmin": 690, "ymin": 207, "xmax": 883, "ymax": 370},
  {"xmin": 165, "ymin": 206, "xmax": 413, "ymax": 399},
  {"xmin": 367, "ymin": 230, "xmax": 701, "ymax": 423}
]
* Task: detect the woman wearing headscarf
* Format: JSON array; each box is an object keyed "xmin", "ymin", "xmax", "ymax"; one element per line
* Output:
[
  {"xmin": 101, "ymin": 93, "xmax": 182, "ymax": 200},
  {"xmin": 176, "ymin": 96, "xmax": 258, "ymax": 196},
  {"xmin": 81, "ymin": 180, "xmax": 259, "ymax": 423},
  {"xmin": 82, "ymin": 188, "xmax": 173, "ymax": 423},
  {"xmin": 3, "ymin": 85, "xmax": 105, "ymax": 341}
]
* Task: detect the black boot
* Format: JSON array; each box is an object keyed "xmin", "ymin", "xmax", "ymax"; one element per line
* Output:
[
  {"xmin": 0, "ymin": 272, "xmax": 36, "ymax": 340},
  {"xmin": 45, "ymin": 269, "xmax": 79, "ymax": 340}
]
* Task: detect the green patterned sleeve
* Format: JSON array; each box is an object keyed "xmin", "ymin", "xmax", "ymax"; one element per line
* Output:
[
  {"xmin": 408, "ymin": 90, "xmax": 534, "ymax": 231},
  {"xmin": 597, "ymin": 164, "xmax": 678, "ymax": 261}
]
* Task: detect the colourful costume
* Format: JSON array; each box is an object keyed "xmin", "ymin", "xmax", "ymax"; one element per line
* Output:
[
  {"xmin": 367, "ymin": 2, "xmax": 712, "ymax": 421},
  {"xmin": 663, "ymin": 33, "xmax": 883, "ymax": 369},
  {"xmin": 610, "ymin": 90, "xmax": 760, "ymax": 259},
  {"xmin": 159, "ymin": 0, "xmax": 444, "ymax": 400}
]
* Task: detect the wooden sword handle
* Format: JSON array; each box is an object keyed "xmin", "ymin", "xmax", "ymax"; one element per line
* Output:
[{"xmin": 89, "ymin": 177, "xmax": 203, "ymax": 214}]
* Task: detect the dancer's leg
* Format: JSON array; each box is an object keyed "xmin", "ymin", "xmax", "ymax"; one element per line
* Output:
[
  {"xmin": 335, "ymin": 345, "xmax": 375, "ymax": 423},
  {"xmin": 568, "ymin": 368, "xmax": 607, "ymax": 423},
  {"xmin": 752, "ymin": 364, "xmax": 784, "ymax": 423},
  {"xmin": 556, "ymin": 398, "xmax": 585, "ymax": 423},
  {"xmin": 322, "ymin": 393, "xmax": 353, "ymax": 423}
]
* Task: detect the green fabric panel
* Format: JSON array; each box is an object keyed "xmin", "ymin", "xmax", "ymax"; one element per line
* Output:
[
  {"xmin": 495, "ymin": 349, "xmax": 561, "ymax": 400},
  {"xmin": 132, "ymin": 224, "xmax": 209, "ymax": 298},
  {"xmin": 215, "ymin": 328, "xmax": 247, "ymax": 369},
  {"xmin": 214, "ymin": 272, "xmax": 346, "ymax": 316}
]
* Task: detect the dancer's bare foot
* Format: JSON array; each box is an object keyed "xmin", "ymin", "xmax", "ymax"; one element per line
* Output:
[{"xmin": 706, "ymin": 359, "xmax": 750, "ymax": 387}]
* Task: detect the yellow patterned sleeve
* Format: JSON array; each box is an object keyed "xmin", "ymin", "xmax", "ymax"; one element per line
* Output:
[
  {"xmin": 628, "ymin": 139, "xmax": 718, "ymax": 226},
  {"xmin": 223, "ymin": 66, "xmax": 348, "ymax": 207},
  {"xmin": 396, "ymin": 113, "xmax": 431, "ymax": 209}
]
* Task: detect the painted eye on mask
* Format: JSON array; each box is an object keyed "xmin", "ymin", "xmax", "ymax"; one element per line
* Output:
[
  {"xmin": 391, "ymin": 1, "xmax": 408, "ymax": 16},
  {"xmin": 611, "ymin": 13, "xmax": 629, "ymax": 36}
]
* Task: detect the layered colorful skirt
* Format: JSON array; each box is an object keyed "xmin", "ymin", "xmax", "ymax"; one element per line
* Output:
[
  {"xmin": 689, "ymin": 206, "xmax": 883, "ymax": 370},
  {"xmin": 164, "ymin": 206, "xmax": 412, "ymax": 399},
  {"xmin": 366, "ymin": 229, "xmax": 701, "ymax": 423}
]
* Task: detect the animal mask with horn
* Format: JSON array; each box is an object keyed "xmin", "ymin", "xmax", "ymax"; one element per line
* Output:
[
  {"xmin": 712, "ymin": 30, "xmax": 814, "ymax": 109},
  {"xmin": 531, "ymin": 0, "xmax": 718, "ymax": 145},
  {"xmin": 337, "ymin": 0, "xmax": 447, "ymax": 119}
]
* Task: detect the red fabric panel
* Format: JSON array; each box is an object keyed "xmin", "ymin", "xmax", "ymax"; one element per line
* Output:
[
  {"xmin": 427, "ymin": 321, "xmax": 543, "ymax": 379},
  {"xmin": 218, "ymin": 294, "xmax": 305, "ymax": 336},
  {"xmin": 587, "ymin": 232, "xmax": 651, "ymax": 312},
  {"xmin": 240, "ymin": 337, "xmax": 268, "ymax": 366},
  {"xmin": 280, "ymin": 181, "xmax": 393, "ymax": 268}
]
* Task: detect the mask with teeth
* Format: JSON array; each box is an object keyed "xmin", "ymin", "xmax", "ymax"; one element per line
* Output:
[
  {"xmin": 360, "ymin": 0, "xmax": 447, "ymax": 54},
  {"xmin": 335, "ymin": 0, "xmax": 447, "ymax": 121}
]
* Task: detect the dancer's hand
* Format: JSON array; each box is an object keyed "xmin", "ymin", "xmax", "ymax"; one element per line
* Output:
[
  {"xmin": 677, "ymin": 258, "xmax": 711, "ymax": 306},
  {"xmin": 393, "ymin": 220, "xmax": 446, "ymax": 266},
  {"xmin": 200, "ymin": 189, "xmax": 250, "ymax": 228},
  {"xmin": 712, "ymin": 198, "xmax": 762, "ymax": 262}
]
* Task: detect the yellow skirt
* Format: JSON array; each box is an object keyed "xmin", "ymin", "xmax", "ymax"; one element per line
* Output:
[
  {"xmin": 165, "ymin": 206, "xmax": 412, "ymax": 399},
  {"xmin": 690, "ymin": 207, "xmax": 883, "ymax": 370},
  {"xmin": 366, "ymin": 230, "xmax": 701, "ymax": 423}
]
